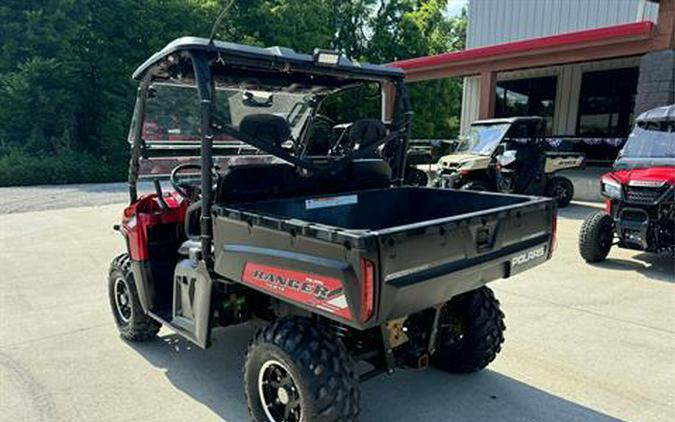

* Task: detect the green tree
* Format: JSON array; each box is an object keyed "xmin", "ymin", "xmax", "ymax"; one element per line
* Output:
[
  {"xmin": 366, "ymin": 0, "xmax": 466, "ymax": 138},
  {"xmin": 0, "ymin": 0, "xmax": 467, "ymax": 186}
]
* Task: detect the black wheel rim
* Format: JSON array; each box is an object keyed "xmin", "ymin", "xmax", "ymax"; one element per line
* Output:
[
  {"xmin": 114, "ymin": 278, "xmax": 132, "ymax": 323},
  {"xmin": 599, "ymin": 223, "xmax": 613, "ymax": 250},
  {"xmin": 407, "ymin": 171, "xmax": 427, "ymax": 186},
  {"xmin": 556, "ymin": 183, "xmax": 571, "ymax": 203},
  {"xmin": 258, "ymin": 360, "xmax": 302, "ymax": 422},
  {"xmin": 437, "ymin": 308, "xmax": 466, "ymax": 352}
]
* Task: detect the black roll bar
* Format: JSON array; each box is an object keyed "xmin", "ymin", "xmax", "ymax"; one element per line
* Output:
[
  {"xmin": 192, "ymin": 51, "xmax": 215, "ymax": 265},
  {"xmin": 392, "ymin": 80, "xmax": 413, "ymax": 184},
  {"xmin": 126, "ymin": 50, "xmax": 413, "ymax": 269},
  {"xmin": 127, "ymin": 75, "xmax": 152, "ymax": 203}
]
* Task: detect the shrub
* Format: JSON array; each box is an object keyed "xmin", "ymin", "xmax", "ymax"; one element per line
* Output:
[{"xmin": 0, "ymin": 148, "xmax": 126, "ymax": 187}]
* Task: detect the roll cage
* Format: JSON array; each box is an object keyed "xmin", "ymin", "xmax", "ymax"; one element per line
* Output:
[{"xmin": 127, "ymin": 37, "xmax": 412, "ymax": 265}]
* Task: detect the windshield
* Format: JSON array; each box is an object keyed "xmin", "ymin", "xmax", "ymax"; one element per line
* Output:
[
  {"xmin": 458, "ymin": 123, "xmax": 510, "ymax": 155},
  {"xmin": 620, "ymin": 126, "xmax": 675, "ymax": 159},
  {"xmin": 142, "ymin": 83, "xmax": 310, "ymax": 142}
]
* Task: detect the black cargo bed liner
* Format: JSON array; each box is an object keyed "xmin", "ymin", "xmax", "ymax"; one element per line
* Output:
[{"xmin": 215, "ymin": 187, "xmax": 544, "ymax": 247}]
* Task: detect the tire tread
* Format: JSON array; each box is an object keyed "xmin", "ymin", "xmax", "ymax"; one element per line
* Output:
[
  {"xmin": 108, "ymin": 253, "xmax": 160, "ymax": 341},
  {"xmin": 578, "ymin": 211, "xmax": 614, "ymax": 262},
  {"xmin": 431, "ymin": 287, "xmax": 505, "ymax": 374},
  {"xmin": 244, "ymin": 316, "xmax": 359, "ymax": 422}
]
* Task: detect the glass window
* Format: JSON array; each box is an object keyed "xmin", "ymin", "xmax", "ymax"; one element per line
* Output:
[
  {"xmin": 576, "ymin": 67, "xmax": 638, "ymax": 137},
  {"xmin": 457, "ymin": 123, "xmax": 511, "ymax": 155},
  {"xmin": 142, "ymin": 82, "xmax": 310, "ymax": 142},
  {"xmin": 495, "ymin": 76, "xmax": 557, "ymax": 134}
]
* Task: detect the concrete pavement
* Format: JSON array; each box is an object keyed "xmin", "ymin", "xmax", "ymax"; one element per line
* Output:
[
  {"xmin": 0, "ymin": 181, "xmax": 170, "ymax": 214},
  {"xmin": 0, "ymin": 202, "xmax": 673, "ymax": 421}
]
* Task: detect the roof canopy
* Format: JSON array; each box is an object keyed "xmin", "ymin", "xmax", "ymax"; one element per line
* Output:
[
  {"xmin": 637, "ymin": 104, "xmax": 675, "ymax": 122},
  {"xmin": 133, "ymin": 37, "xmax": 404, "ymax": 81},
  {"xmin": 389, "ymin": 21, "xmax": 656, "ymax": 81}
]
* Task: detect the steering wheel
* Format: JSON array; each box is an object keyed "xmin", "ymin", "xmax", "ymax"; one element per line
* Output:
[{"xmin": 170, "ymin": 163, "xmax": 218, "ymax": 200}]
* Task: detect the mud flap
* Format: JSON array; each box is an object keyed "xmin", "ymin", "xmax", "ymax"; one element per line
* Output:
[{"xmin": 170, "ymin": 259, "xmax": 213, "ymax": 348}]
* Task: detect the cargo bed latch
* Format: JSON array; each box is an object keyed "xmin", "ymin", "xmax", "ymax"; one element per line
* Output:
[{"xmin": 475, "ymin": 226, "xmax": 494, "ymax": 253}]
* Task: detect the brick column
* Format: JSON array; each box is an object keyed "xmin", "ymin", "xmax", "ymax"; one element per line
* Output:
[
  {"xmin": 478, "ymin": 71, "xmax": 497, "ymax": 119},
  {"xmin": 635, "ymin": 49, "xmax": 675, "ymax": 114},
  {"xmin": 381, "ymin": 82, "xmax": 396, "ymax": 123}
]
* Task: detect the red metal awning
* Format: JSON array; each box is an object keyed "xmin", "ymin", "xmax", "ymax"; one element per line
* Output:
[{"xmin": 390, "ymin": 21, "xmax": 656, "ymax": 81}]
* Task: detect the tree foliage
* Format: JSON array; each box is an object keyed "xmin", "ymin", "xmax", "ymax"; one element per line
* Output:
[{"xmin": 0, "ymin": 0, "xmax": 466, "ymax": 185}]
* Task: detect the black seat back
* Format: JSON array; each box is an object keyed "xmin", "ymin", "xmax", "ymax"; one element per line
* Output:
[
  {"xmin": 215, "ymin": 159, "xmax": 392, "ymax": 205},
  {"xmin": 350, "ymin": 119, "xmax": 387, "ymax": 150},
  {"xmin": 216, "ymin": 163, "xmax": 303, "ymax": 204},
  {"xmin": 239, "ymin": 114, "xmax": 290, "ymax": 147}
]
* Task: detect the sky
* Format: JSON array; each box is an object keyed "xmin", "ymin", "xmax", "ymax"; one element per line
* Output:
[{"xmin": 446, "ymin": 0, "xmax": 468, "ymax": 17}]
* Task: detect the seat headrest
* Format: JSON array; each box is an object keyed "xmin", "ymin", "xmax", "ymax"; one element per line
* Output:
[
  {"xmin": 349, "ymin": 119, "xmax": 387, "ymax": 147},
  {"xmin": 239, "ymin": 114, "xmax": 291, "ymax": 147}
]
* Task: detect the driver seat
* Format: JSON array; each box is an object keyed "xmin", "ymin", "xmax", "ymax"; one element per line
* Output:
[{"xmin": 349, "ymin": 119, "xmax": 386, "ymax": 153}]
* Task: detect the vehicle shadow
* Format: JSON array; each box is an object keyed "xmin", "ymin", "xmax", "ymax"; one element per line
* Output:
[
  {"xmin": 591, "ymin": 253, "xmax": 675, "ymax": 283},
  {"xmin": 129, "ymin": 324, "xmax": 620, "ymax": 422},
  {"xmin": 558, "ymin": 202, "xmax": 603, "ymax": 221}
]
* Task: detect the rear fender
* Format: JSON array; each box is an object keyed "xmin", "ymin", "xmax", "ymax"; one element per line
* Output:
[
  {"xmin": 116, "ymin": 193, "xmax": 188, "ymax": 313},
  {"xmin": 112, "ymin": 225, "xmax": 152, "ymax": 313},
  {"xmin": 129, "ymin": 260, "xmax": 153, "ymax": 313}
]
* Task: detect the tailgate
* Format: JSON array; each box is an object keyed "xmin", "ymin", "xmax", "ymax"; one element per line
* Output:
[{"xmin": 375, "ymin": 195, "xmax": 555, "ymax": 320}]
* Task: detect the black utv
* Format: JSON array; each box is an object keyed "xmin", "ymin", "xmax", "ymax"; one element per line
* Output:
[
  {"xmin": 109, "ymin": 36, "xmax": 558, "ymax": 421},
  {"xmin": 437, "ymin": 116, "xmax": 584, "ymax": 207}
]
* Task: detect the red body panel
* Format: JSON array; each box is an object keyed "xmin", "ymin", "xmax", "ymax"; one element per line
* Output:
[
  {"xmin": 242, "ymin": 262, "xmax": 353, "ymax": 321},
  {"xmin": 603, "ymin": 166, "xmax": 675, "ymax": 212},
  {"xmin": 121, "ymin": 193, "xmax": 188, "ymax": 261},
  {"xmin": 605, "ymin": 166, "xmax": 675, "ymax": 185}
]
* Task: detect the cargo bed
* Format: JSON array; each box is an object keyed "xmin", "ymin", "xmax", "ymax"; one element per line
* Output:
[{"xmin": 212, "ymin": 187, "xmax": 556, "ymax": 328}]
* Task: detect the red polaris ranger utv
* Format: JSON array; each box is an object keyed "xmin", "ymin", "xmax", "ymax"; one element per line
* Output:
[
  {"xmin": 579, "ymin": 105, "xmax": 675, "ymax": 262},
  {"xmin": 109, "ymin": 36, "xmax": 557, "ymax": 421}
]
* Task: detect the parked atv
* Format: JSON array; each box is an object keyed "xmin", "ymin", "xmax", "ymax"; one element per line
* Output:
[
  {"xmin": 579, "ymin": 104, "xmax": 675, "ymax": 262},
  {"xmin": 109, "ymin": 36, "xmax": 558, "ymax": 422},
  {"xmin": 436, "ymin": 116, "xmax": 583, "ymax": 207},
  {"xmin": 403, "ymin": 146, "xmax": 433, "ymax": 186}
]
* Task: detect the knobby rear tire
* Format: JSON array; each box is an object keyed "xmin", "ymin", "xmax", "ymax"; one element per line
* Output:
[
  {"xmin": 244, "ymin": 316, "xmax": 359, "ymax": 422},
  {"xmin": 431, "ymin": 286, "xmax": 506, "ymax": 374}
]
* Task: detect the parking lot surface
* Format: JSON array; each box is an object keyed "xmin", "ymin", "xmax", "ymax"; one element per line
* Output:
[{"xmin": 1, "ymin": 201, "xmax": 673, "ymax": 421}]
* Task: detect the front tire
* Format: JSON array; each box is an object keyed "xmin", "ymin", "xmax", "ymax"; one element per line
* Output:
[
  {"xmin": 431, "ymin": 287, "xmax": 505, "ymax": 374},
  {"xmin": 108, "ymin": 254, "xmax": 160, "ymax": 341},
  {"xmin": 460, "ymin": 180, "xmax": 490, "ymax": 191},
  {"xmin": 404, "ymin": 168, "xmax": 429, "ymax": 186},
  {"xmin": 547, "ymin": 177, "xmax": 574, "ymax": 207},
  {"xmin": 244, "ymin": 316, "xmax": 359, "ymax": 422},
  {"xmin": 579, "ymin": 211, "xmax": 614, "ymax": 262}
]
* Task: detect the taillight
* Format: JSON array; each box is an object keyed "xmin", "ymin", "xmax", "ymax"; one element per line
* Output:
[
  {"xmin": 549, "ymin": 212, "xmax": 558, "ymax": 258},
  {"xmin": 360, "ymin": 259, "xmax": 375, "ymax": 322}
]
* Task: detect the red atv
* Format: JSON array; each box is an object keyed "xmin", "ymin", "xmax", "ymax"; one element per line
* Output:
[{"xmin": 579, "ymin": 105, "xmax": 675, "ymax": 262}]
